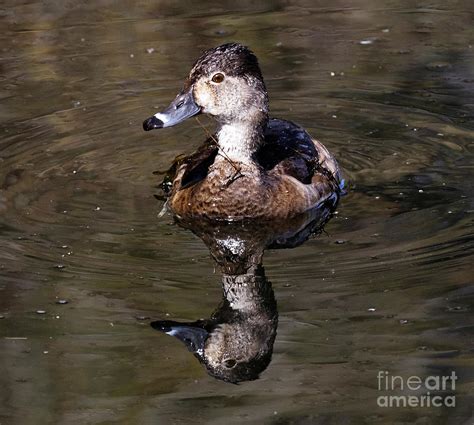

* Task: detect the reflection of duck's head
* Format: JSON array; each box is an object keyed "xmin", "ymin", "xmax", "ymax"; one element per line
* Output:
[
  {"xmin": 152, "ymin": 318, "xmax": 275, "ymax": 383},
  {"xmin": 152, "ymin": 266, "xmax": 277, "ymax": 383},
  {"xmin": 202, "ymin": 322, "xmax": 275, "ymax": 383}
]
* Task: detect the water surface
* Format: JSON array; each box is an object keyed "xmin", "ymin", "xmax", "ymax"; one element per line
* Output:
[{"xmin": 0, "ymin": 1, "xmax": 473, "ymax": 424}]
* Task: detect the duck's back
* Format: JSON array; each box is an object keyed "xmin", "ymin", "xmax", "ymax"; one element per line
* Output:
[{"xmin": 257, "ymin": 118, "xmax": 341, "ymax": 187}]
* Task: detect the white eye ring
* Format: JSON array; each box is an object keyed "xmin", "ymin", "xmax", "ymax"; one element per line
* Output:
[{"xmin": 211, "ymin": 73, "xmax": 225, "ymax": 83}]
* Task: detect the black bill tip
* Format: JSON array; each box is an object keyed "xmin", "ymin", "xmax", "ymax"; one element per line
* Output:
[
  {"xmin": 151, "ymin": 320, "xmax": 174, "ymax": 332},
  {"xmin": 143, "ymin": 116, "xmax": 164, "ymax": 131}
]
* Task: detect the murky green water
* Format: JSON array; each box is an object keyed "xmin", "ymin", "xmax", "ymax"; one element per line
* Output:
[{"xmin": 1, "ymin": 1, "xmax": 473, "ymax": 424}]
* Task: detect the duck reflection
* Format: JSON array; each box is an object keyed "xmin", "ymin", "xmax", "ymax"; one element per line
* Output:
[
  {"xmin": 152, "ymin": 198, "xmax": 338, "ymax": 383},
  {"xmin": 153, "ymin": 264, "xmax": 276, "ymax": 383}
]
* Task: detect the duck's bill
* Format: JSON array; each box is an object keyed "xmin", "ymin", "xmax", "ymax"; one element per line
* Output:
[
  {"xmin": 151, "ymin": 319, "xmax": 209, "ymax": 358},
  {"xmin": 143, "ymin": 88, "xmax": 201, "ymax": 131}
]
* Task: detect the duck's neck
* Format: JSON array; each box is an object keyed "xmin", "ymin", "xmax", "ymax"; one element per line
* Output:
[
  {"xmin": 216, "ymin": 117, "xmax": 266, "ymax": 164},
  {"xmin": 221, "ymin": 265, "xmax": 276, "ymax": 315}
]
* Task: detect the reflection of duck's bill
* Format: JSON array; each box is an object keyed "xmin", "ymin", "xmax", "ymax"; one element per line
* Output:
[
  {"xmin": 151, "ymin": 319, "xmax": 209, "ymax": 357},
  {"xmin": 143, "ymin": 86, "xmax": 201, "ymax": 131}
]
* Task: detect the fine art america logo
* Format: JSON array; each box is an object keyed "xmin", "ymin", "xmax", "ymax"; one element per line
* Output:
[{"xmin": 377, "ymin": 371, "xmax": 457, "ymax": 408}]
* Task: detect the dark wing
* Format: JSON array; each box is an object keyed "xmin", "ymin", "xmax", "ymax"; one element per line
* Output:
[
  {"xmin": 155, "ymin": 137, "xmax": 218, "ymax": 198},
  {"xmin": 255, "ymin": 118, "xmax": 318, "ymax": 184},
  {"xmin": 180, "ymin": 138, "xmax": 218, "ymax": 189}
]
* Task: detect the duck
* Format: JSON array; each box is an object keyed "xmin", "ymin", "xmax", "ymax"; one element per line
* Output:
[{"xmin": 143, "ymin": 42, "xmax": 342, "ymax": 220}]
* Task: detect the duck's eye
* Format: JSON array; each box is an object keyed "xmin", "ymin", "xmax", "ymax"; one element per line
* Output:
[
  {"xmin": 211, "ymin": 73, "xmax": 225, "ymax": 84},
  {"xmin": 223, "ymin": 359, "xmax": 236, "ymax": 368}
]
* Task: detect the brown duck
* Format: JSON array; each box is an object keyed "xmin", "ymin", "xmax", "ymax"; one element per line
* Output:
[{"xmin": 143, "ymin": 43, "xmax": 342, "ymax": 220}]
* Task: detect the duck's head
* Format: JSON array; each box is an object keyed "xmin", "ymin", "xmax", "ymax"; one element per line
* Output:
[{"xmin": 143, "ymin": 43, "xmax": 268, "ymax": 131}]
